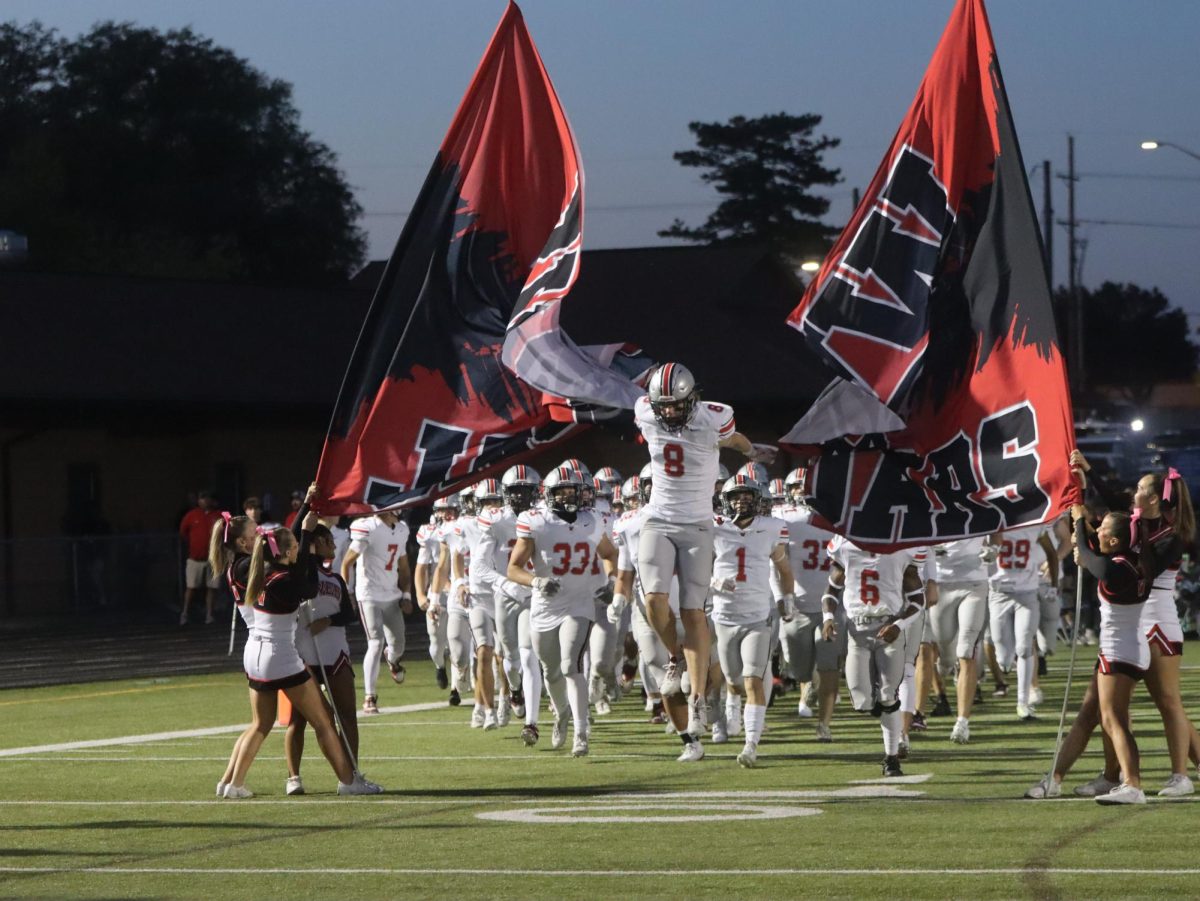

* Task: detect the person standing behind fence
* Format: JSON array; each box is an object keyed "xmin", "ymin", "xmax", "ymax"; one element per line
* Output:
[{"xmin": 179, "ymin": 491, "xmax": 222, "ymax": 626}]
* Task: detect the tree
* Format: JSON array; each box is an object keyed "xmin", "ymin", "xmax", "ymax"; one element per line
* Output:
[
  {"xmin": 659, "ymin": 112, "xmax": 841, "ymax": 263},
  {"xmin": 0, "ymin": 21, "xmax": 365, "ymax": 283},
  {"xmin": 1054, "ymin": 281, "xmax": 1199, "ymax": 405}
]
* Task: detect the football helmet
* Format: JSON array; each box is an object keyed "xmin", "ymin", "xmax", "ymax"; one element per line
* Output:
[
  {"xmin": 543, "ymin": 465, "xmax": 585, "ymax": 517},
  {"xmin": 722, "ymin": 474, "xmax": 763, "ymax": 520},
  {"xmin": 784, "ymin": 467, "xmax": 808, "ymax": 505},
  {"xmin": 458, "ymin": 484, "xmax": 477, "ymax": 516},
  {"xmin": 647, "ymin": 362, "xmax": 698, "ymax": 433},
  {"xmin": 620, "ymin": 476, "xmax": 642, "ymax": 508},
  {"xmin": 501, "ymin": 464, "xmax": 541, "ymax": 514}
]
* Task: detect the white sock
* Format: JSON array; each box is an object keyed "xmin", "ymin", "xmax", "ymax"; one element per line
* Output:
[
  {"xmin": 726, "ymin": 692, "xmax": 743, "ymax": 723},
  {"xmin": 957, "ymin": 715, "xmax": 969, "ymax": 726},
  {"xmin": 744, "ymin": 703, "xmax": 766, "ymax": 746},
  {"xmin": 504, "ymin": 653, "xmax": 522, "ymax": 692},
  {"xmin": 363, "ymin": 640, "xmax": 382, "ymax": 696},
  {"xmin": 639, "ymin": 657, "xmax": 658, "ymax": 694},
  {"xmin": 881, "ymin": 710, "xmax": 901, "ymax": 756},
  {"xmin": 566, "ymin": 673, "xmax": 589, "ymax": 738},
  {"xmin": 899, "ymin": 662, "xmax": 916, "ymax": 715},
  {"xmin": 1017, "ymin": 656, "xmax": 1034, "ymax": 706}
]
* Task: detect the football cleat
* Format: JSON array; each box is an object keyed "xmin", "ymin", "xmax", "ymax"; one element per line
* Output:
[
  {"xmin": 436, "ymin": 666, "xmax": 449, "ymax": 690},
  {"xmin": 882, "ymin": 755, "xmax": 904, "ymax": 778},
  {"xmin": 676, "ymin": 741, "xmax": 706, "ymax": 763},
  {"xmin": 571, "ymin": 735, "xmax": 589, "ymax": 758},
  {"xmin": 362, "ymin": 695, "xmax": 379, "ymax": 716},
  {"xmin": 737, "ymin": 743, "xmax": 758, "ymax": 768},
  {"xmin": 521, "ymin": 724, "xmax": 539, "ymax": 746},
  {"xmin": 388, "ymin": 659, "xmax": 406, "ymax": 685},
  {"xmin": 950, "ymin": 718, "xmax": 970, "ymax": 744},
  {"xmin": 448, "ymin": 688, "xmax": 462, "ymax": 707},
  {"xmin": 659, "ymin": 659, "xmax": 682, "ymax": 698},
  {"xmin": 551, "ymin": 717, "xmax": 568, "ymax": 750},
  {"xmin": 223, "ymin": 784, "xmax": 253, "ymax": 800},
  {"xmin": 483, "ymin": 708, "xmax": 499, "ymax": 731}
]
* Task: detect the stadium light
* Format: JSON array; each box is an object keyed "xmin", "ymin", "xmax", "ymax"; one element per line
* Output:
[
  {"xmin": 1131, "ymin": 418, "xmax": 1145, "ymax": 433},
  {"xmin": 800, "ymin": 260, "xmax": 821, "ymax": 272}
]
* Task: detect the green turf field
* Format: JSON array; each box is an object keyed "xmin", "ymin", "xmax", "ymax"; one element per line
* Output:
[{"xmin": 1, "ymin": 657, "xmax": 1197, "ymax": 901}]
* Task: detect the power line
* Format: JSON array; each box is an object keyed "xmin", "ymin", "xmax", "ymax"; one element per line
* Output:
[
  {"xmin": 1076, "ymin": 171, "xmax": 1200, "ymax": 183},
  {"xmin": 1072, "ymin": 217, "xmax": 1200, "ymax": 230}
]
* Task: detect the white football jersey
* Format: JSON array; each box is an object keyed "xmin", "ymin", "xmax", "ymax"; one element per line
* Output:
[
  {"xmin": 348, "ymin": 516, "xmax": 409, "ymax": 602},
  {"xmin": 828, "ymin": 536, "xmax": 925, "ymax": 618},
  {"xmin": 517, "ymin": 508, "xmax": 603, "ymax": 630},
  {"xmin": 415, "ymin": 522, "xmax": 441, "ymax": 566},
  {"xmin": 774, "ymin": 504, "xmax": 835, "ymax": 612},
  {"xmin": 710, "ymin": 514, "xmax": 788, "ymax": 626},
  {"xmin": 478, "ymin": 506, "xmax": 532, "ymax": 600},
  {"xmin": 612, "ymin": 506, "xmax": 681, "ymax": 616},
  {"xmin": 931, "ymin": 537, "xmax": 989, "ymax": 583},
  {"xmin": 634, "ymin": 394, "xmax": 735, "ymax": 523},
  {"xmin": 989, "ymin": 525, "xmax": 1050, "ymax": 593}
]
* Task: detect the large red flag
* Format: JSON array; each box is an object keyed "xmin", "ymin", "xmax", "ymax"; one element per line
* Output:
[
  {"xmin": 785, "ymin": 0, "xmax": 1076, "ymax": 549},
  {"xmin": 315, "ymin": 2, "xmax": 585, "ymax": 514}
]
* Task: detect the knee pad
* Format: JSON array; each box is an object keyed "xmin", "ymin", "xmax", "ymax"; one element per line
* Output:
[{"xmin": 880, "ymin": 699, "xmax": 902, "ymax": 715}]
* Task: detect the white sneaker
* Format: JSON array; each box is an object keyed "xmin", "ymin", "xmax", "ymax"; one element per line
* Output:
[
  {"xmin": 285, "ymin": 776, "xmax": 304, "ymax": 796},
  {"xmin": 950, "ymin": 718, "xmax": 970, "ymax": 744},
  {"xmin": 338, "ymin": 774, "xmax": 384, "ymax": 796},
  {"xmin": 497, "ymin": 695, "xmax": 511, "ymax": 727},
  {"xmin": 1031, "ymin": 686, "xmax": 1045, "ymax": 706},
  {"xmin": 1159, "ymin": 774, "xmax": 1196, "ymax": 797},
  {"xmin": 223, "ymin": 784, "xmax": 253, "ymax": 799},
  {"xmin": 483, "ymin": 709, "xmax": 498, "ymax": 731},
  {"xmin": 659, "ymin": 659, "xmax": 682, "ymax": 697},
  {"xmin": 676, "ymin": 740, "xmax": 705, "ymax": 763},
  {"xmin": 551, "ymin": 717, "xmax": 568, "ymax": 750},
  {"xmin": 796, "ymin": 701, "xmax": 814, "ymax": 718},
  {"xmin": 1095, "ymin": 782, "xmax": 1147, "ymax": 805},
  {"xmin": 362, "ymin": 695, "xmax": 379, "ymax": 716},
  {"xmin": 737, "ymin": 742, "xmax": 757, "ymax": 768},
  {"xmin": 663, "ymin": 721, "xmax": 677, "ymax": 735},
  {"xmin": 711, "ymin": 719, "xmax": 728, "ymax": 744},
  {"xmin": 595, "ymin": 697, "xmax": 612, "ymax": 716},
  {"xmin": 644, "ymin": 697, "xmax": 656, "ymax": 712},
  {"xmin": 1016, "ymin": 703, "xmax": 1037, "ymax": 721},
  {"xmin": 356, "ymin": 773, "xmax": 383, "ymax": 792},
  {"xmin": 815, "ymin": 722, "xmax": 832, "ymax": 743},
  {"xmin": 470, "ymin": 706, "xmax": 485, "ymax": 728},
  {"xmin": 1024, "ymin": 777, "xmax": 1062, "ymax": 799},
  {"xmin": 726, "ymin": 705, "xmax": 743, "ymax": 737},
  {"xmin": 571, "ymin": 735, "xmax": 589, "ymax": 758},
  {"xmin": 1074, "ymin": 773, "xmax": 1120, "ymax": 797},
  {"xmin": 215, "ymin": 781, "xmax": 227, "ymax": 797}
]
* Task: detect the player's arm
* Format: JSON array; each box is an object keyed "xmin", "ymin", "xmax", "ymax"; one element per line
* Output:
[
  {"xmin": 1038, "ymin": 532, "xmax": 1060, "ymax": 589},
  {"xmin": 597, "ymin": 533, "xmax": 619, "ymax": 580},
  {"xmin": 822, "ymin": 561, "xmax": 845, "ymax": 641},
  {"xmin": 430, "ymin": 543, "xmax": 450, "ymax": 596},
  {"xmin": 878, "ymin": 563, "xmax": 926, "ymax": 644},
  {"xmin": 770, "ymin": 541, "xmax": 796, "ymax": 619},
  {"xmin": 507, "ymin": 538, "xmax": 536, "ymax": 587},
  {"xmin": 340, "ymin": 548, "xmax": 360, "ymax": 586},
  {"xmin": 396, "ymin": 553, "xmax": 412, "ymax": 613},
  {"xmin": 414, "ymin": 556, "xmax": 431, "ymax": 610}
]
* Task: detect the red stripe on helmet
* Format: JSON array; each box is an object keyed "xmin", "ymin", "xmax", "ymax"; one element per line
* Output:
[{"xmin": 660, "ymin": 362, "xmax": 675, "ymax": 397}]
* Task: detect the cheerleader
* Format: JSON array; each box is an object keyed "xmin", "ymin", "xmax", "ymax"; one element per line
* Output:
[
  {"xmin": 222, "ymin": 516, "xmax": 379, "ymax": 797},
  {"xmin": 507, "ymin": 465, "xmax": 618, "ymax": 757},
  {"xmin": 208, "ymin": 511, "xmax": 256, "ymax": 798},
  {"xmin": 284, "ymin": 523, "xmax": 365, "ymax": 796}
]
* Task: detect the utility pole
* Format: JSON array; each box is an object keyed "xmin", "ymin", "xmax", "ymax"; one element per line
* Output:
[
  {"xmin": 1057, "ymin": 135, "xmax": 1082, "ymax": 394},
  {"xmin": 1042, "ymin": 160, "xmax": 1053, "ymax": 282}
]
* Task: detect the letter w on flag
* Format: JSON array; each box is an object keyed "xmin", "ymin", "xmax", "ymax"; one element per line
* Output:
[{"xmin": 784, "ymin": 0, "xmax": 1077, "ymax": 549}]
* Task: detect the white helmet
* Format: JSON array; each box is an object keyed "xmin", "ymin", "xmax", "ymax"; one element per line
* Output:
[
  {"xmin": 501, "ymin": 464, "xmax": 541, "ymax": 513},
  {"xmin": 737, "ymin": 462, "xmax": 770, "ymax": 486},
  {"xmin": 620, "ymin": 476, "xmax": 642, "ymax": 503},
  {"xmin": 784, "ymin": 467, "xmax": 808, "ymax": 504},
  {"xmin": 646, "ymin": 362, "xmax": 698, "ymax": 433},
  {"xmin": 721, "ymin": 474, "xmax": 763, "ymax": 518},
  {"xmin": 543, "ymin": 465, "xmax": 586, "ymax": 516}
]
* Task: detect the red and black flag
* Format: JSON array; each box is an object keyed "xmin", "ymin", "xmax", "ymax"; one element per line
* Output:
[
  {"xmin": 315, "ymin": 2, "xmax": 586, "ymax": 514},
  {"xmin": 785, "ymin": 0, "xmax": 1076, "ymax": 549}
]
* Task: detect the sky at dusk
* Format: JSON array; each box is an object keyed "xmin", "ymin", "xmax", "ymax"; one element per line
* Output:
[{"xmin": 9, "ymin": 0, "xmax": 1200, "ymax": 320}]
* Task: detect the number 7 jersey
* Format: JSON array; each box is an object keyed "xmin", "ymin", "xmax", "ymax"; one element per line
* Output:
[{"xmin": 634, "ymin": 394, "xmax": 735, "ymax": 523}]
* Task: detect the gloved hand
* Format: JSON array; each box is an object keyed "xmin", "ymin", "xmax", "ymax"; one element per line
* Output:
[
  {"xmin": 710, "ymin": 575, "xmax": 737, "ymax": 593},
  {"xmin": 532, "ymin": 576, "xmax": 561, "ymax": 597},
  {"xmin": 607, "ymin": 593, "xmax": 630, "ymax": 625},
  {"xmin": 748, "ymin": 443, "xmax": 778, "ymax": 464},
  {"xmin": 979, "ymin": 543, "xmax": 1000, "ymax": 564},
  {"xmin": 594, "ymin": 582, "xmax": 614, "ymax": 604}
]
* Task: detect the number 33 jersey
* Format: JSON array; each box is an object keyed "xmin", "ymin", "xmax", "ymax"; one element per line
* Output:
[
  {"xmin": 827, "ymin": 535, "xmax": 926, "ymax": 619},
  {"xmin": 516, "ymin": 508, "xmax": 605, "ymax": 630},
  {"xmin": 634, "ymin": 394, "xmax": 735, "ymax": 523}
]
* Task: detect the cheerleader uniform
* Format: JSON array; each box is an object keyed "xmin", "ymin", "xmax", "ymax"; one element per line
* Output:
[
  {"xmin": 1136, "ymin": 516, "xmax": 1185, "ymax": 657},
  {"xmin": 226, "ymin": 553, "xmax": 255, "ymax": 630},
  {"xmin": 244, "ymin": 531, "xmax": 319, "ymax": 692},
  {"xmin": 1075, "ymin": 519, "xmax": 1148, "ymax": 679}
]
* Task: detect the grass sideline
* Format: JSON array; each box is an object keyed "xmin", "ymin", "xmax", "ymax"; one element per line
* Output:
[{"xmin": 1, "ymin": 656, "xmax": 1198, "ymax": 900}]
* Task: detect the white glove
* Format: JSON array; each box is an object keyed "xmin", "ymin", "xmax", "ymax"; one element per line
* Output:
[
  {"xmin": 979, "ymin": 544, "xmax": 1000, "ymax": 564},
  {"xmin": 748, "ymin": 443, "xmax": 778, "ymax": 464},
  {"xmin": 607, "ymin": 593, "xmax": 630, "ymax": 625},
  {"xmin": 498, "ymin": 578, "xmax": 525, "ymax": 600},
  {"xmin": 532, "ymin": 576, "xmax": 561, "ymax": 597},
  {"xmin": 710, "ymin": 575, "xmax": 737, "ymax": 593}
]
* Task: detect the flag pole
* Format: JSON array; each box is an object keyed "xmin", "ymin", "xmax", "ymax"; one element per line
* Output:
[{"xmin": 1045, "ymin": 574, "xmax": 1084, "ymax": 785}]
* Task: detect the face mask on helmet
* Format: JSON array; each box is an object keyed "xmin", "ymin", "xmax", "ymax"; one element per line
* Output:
[
  {"xmin": 549, "ymin": 485, "xmax": 579, "ymax": 516},
  {"xmin": 725, "ymin": 489, "xmax": 758, "ymax": 519},
  {"xmin": 648, "ymin": 363, "xmax": 699, "ymax": 433},
  {"xmin": 505, "ymin": 485, "xmax": 536, "ymax": 513}
]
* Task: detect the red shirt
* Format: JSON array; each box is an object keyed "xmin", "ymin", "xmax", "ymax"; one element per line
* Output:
[{"xmin": 180, "ymin": 507, "xmax": 222, "ymax": 561}]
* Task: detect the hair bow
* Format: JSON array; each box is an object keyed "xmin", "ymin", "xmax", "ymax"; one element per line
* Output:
[
  {"xmin": 256, "ymin": 525, "xmax": 280, "ymax": 557},
  {"xmin": 220, "ymin": 511, "xmax": 233, "ymax": 543},
  {"xmin": 1164, "ymin": 467, "xmax": 1182, "ymax": 503}
]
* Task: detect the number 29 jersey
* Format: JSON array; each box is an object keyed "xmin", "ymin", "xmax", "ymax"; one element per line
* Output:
[
  {"xmin": 634, "ymin": 394, "xmax": 735, "ymax": 523},
  {"xmin": 516, "ymin": 508, "xmax": 603, "ymax": 630},
  {"xmin": 989, "ymin": 524, "xmax": 1049, "ymax": 593},
  {"xmin": 827, "ymin": 535, "xmax": 925, "ymax": 619}
]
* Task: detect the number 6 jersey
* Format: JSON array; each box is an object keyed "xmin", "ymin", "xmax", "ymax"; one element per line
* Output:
[
  {"xmin": 516, "ymin": 508, "xmax": 605, "ymax": 630},
  {"xmin": 826, "ymin": 535, "xmax": 926, "ymax": 619},
  {"xmin": 634, "ymin": 394, "xmax": 735, "ymax": 523}
]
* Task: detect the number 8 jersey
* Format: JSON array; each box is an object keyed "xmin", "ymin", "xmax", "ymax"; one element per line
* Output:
[
  {"xmin": 516, "ymin": 508, "xmax": 604, "ymax": 630},
  {"xmin": 634, "ymin": 394, "xmax": 735, "ymax": 523}
]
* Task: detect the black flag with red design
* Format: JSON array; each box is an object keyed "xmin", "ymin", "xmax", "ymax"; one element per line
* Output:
[
  {"xmin": 315, "ymin": 2, "xmax": 586, "ymax": 515},
  {"xmin": 784, "ymin": 0, "xmax": 1076, "ymax": 549}
]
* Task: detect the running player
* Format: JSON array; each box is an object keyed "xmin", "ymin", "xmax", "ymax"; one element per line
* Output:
[
  {"xmin": 824, "ymin": 537, "xmax": 927, "ymax": 777},
  {"xmin": 415, "ymin": 495, "xmax": 458, "ymax": 691},
  {"xmin": 453, "ymin": 479, "xmax": 505, "ymax": 730},
  {"xmin": 635, "ymin": 362, "xmax": 770, "ymax": 728},
  {"xmin": 987, "ymin": 525, "xmax": 1058, "ymax": 720},
  {"xmin": 431, "ymin": 490, "xmax": 474, "ymax": 709},
  {"xmin": 711, "ymin": 475, "xmax": 796, "ymax": 767},
  {"xmin": 341, "ymin": 510, "xmax": 413, "ymax": 715},
  {"xmin": 928, "ymin": 538, "xmax": 991, "ymax": 743},
  {"xmin": 508, "ymin": 465, "xmax": 618, "ymax": 757}
]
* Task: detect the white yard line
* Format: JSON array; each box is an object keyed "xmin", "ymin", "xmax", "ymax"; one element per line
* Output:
[
  {"xmin": 1, "ymin": 866, "xmax": 1199, "ymax": 877},
  {"xmin": 0, "ymin": 753, "xmax": 665, "ymax": 762},
  {"xmin": 0, "ymin": 701, "xmax": 449, "ymax": 758}
]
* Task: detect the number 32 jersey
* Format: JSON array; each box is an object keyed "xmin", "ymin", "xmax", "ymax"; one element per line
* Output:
[
  {"xmin": 634, "ymin": 394, "xmax": 735, "ymax": 523},
  {"xmin": 516, "ymin": 508, "xmax": 605, "ymax": 630},
  {"xmin": 827, "ymin": 535, "xmax": 925, "ymax": 619}
]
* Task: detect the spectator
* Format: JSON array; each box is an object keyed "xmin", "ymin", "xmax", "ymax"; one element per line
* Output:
[
  {"xmin": 284, "ymin": 490, "xmax": 304, "ymax": 529},
  {"xmin": 243, "ymin": 496, "xmax": 264, "ymax": 526},
  {"xmin": 179, "ymin": 491, "xmax": 222, "ymax": 625}
]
